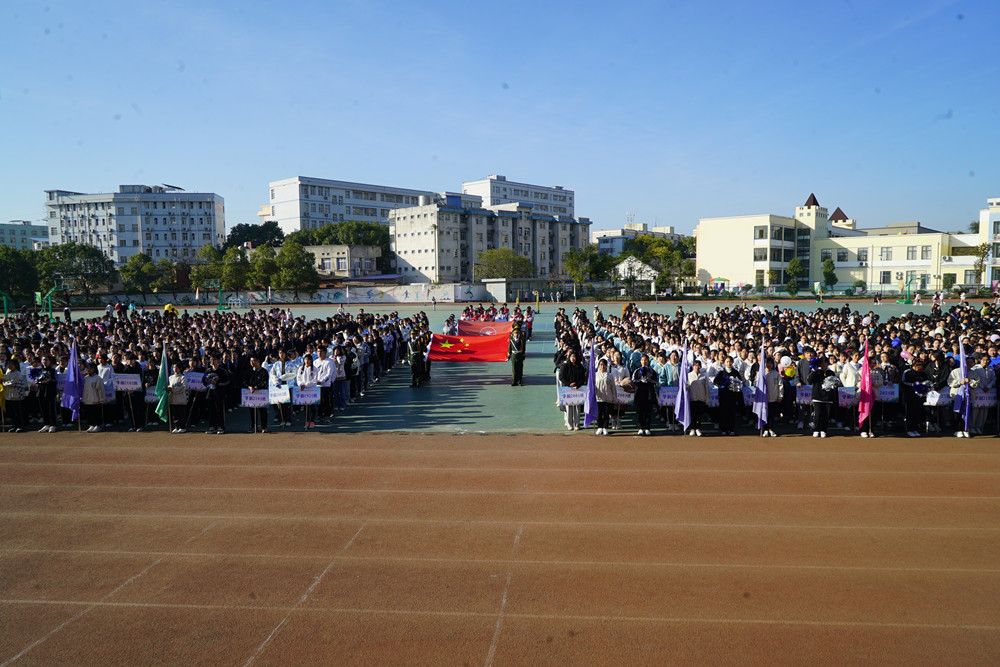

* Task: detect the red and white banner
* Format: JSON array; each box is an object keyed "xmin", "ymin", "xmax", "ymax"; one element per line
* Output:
[{"xmin": 456, "ymin": 320, "xmax": 513, "ymax": 337}]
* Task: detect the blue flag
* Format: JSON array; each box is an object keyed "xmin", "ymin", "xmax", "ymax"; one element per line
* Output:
[
  {"xmin": 953, "ymin": 343, "xmax": 971, "ymax": 431},
  {"xmin": 60, "ymin": 341, "xmax": 83, "ymax": 422},
  {"xmin": 752, "ymin": 339, "xmax": 769, "ymax": 430},
  {"xmin": 676, "ymin": 341, "xmax": 691, "ymax": 431},
  {"xmin": 584, "ymin": 341, "xmax": 597, "ymax": 428}
]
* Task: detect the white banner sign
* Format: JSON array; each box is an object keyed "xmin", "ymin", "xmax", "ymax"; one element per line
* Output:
[
  {"xmin": 269, "ymin": 386, "xmax": 291, "ymax": 405},
  {"xmin": 241, "ymin": 389, "xmax": 270, "ymax": 408},
  {"xmin": 838, "ymin": 387, "xmax": 858, "ymax": 407},
  {"xmin": 145, "ymin": 387, "xmax": 159, "ymax": 403},
  {"xmin": 557, "ymin": 387, "xmax": 586, "ymax": 406},
  {"xmin": 614, "ymin": 387, "xmax": 635, "ymax": 405},
  {"xmin": 113, "ymin": 374, "xmax": 142, "ymax": 391},
  {"xmin": 877, "ymin": 384, "xmax": 899, "ymax": 403},
  {"xmin": 796, "ymin": 386, "xmax": 812, "ymax": 404},
  {"xmin": 185, "ymin": 372, "xmax": 205, "ymax": 391},
  {"xmin": 973, "ymin": 391, "xmax": 997, "ymax": 408},
  {"xmin": 658, "ymin": 387, "xmax": 678, "ymax": 406},
  {"xmin": 292, "ymin": 386, "xmax": 321, "ymax": 405}
]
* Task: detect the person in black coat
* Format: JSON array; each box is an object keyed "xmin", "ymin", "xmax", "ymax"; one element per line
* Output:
[
  {"xmin": 713, "ymin": 356, "xmax": 744, "ymax": 436},
  {"xmin": 631, "ymin": 354, "xmax": 658, "ymax": 436},
  {"xmin": 559, "ymin": 350, "xmax": 587, "ymax": 431},
  {"xmin": 246, "ymin": 355, "xmax": 270, "ymax": 433},
  {"xmin": 809, "ymin": 355, "xmax": 839, "ymax": 438},
  {"xmin": 901, "ymin": 359, "xmax": 929, "ymax": 437}
]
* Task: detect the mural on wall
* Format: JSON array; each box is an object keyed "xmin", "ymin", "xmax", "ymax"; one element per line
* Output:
[{"xmin": 88, "ymin": 284, "xmax": 487, "ymax": 307}]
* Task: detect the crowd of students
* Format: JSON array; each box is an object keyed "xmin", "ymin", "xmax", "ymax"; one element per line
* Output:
[
  {"xmin": 0, "ymin": 306, "xmax": 433, "ymax": 434},
  {"xmin": 553, "ymin": 300, "xmax": 1000, "ymax": 438}
]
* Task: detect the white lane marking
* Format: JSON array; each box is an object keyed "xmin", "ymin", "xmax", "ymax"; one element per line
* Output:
[
  {"xmin": 1, "ymin": 599, "xmax": 998, "ymax": 632},
  {"xmin": 0, "ymin": 558, "xmax": 162, "ymax": 667},
  {"xmin": 184, "ymin": 520, "xmax": 217, "ymax": 544},
  {"xmin": 3, "ymin": 483, "xmax": 998, "ymax": 500},
  {"xmin": 2, "ymin": 511, "xmax": 998, "ymax": 532},
  {"xmin": 3, "ymin": 548, "xmax": 998, "ymax": 574},
  {"xmin": 5, "ymin": 461, "xmax": 1000, "ymax": 475},
  {"xmin": 243, "ymin": 523, "xmax": 365, "ymax": 667},
  {"xmin": 484, "ymin": 525, "xmax": 524, "ymax": 667}
]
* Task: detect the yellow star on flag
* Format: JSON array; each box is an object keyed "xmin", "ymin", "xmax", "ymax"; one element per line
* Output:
[{"xmin": 439, "ymin": 341, "xmax": 454, "ymax": 349}]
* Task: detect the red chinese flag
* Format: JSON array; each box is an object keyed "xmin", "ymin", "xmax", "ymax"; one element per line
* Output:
[
  {"xmin": 456, "ymin": 320, "xmax": 513, "ymax": 337},
  {"xmin": 427, "ymin": 333, "xmax": 510, "ymax": 362}
]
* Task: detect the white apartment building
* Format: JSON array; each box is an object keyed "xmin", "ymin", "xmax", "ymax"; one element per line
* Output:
[
  {"xmin": 593, "ymin": 223, "xmax": 686, "ymax": 255},
  {"xmin": 45, "ymin": 185, "xmax": 225, "ymax": 266},
  {"xmin": 259, "ymin": 176, "xmax": 436, "ymax": 235},
  {"xmin": 696, "ymin": 194, "xmax": 1000, "ymax": 293},
  {"xmin": 389, "ymin": 193, "xmax": 591, "ymax": 283},
  {"xmin": 462, "ymin": 175, "xmax": 575, "ymax": 218},
  {"xmin": 0, "ymin": 220, "xmax": 48, "ymax": 251}
]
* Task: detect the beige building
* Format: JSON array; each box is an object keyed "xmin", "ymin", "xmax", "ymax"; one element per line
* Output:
[
  {"xmin": 302, "ymin": 244, "xmax": 381, "ymax": 279},
  {"xmin": 593, "ymin": 223, "xmax": 686, "ymax": 255},
  {"xmin": 696, "ymin": 194, "xmax": 996, "ymax": 293},
  {"xmin": 389, "ymin": 193, "xmax": 591, "ymax": 283}
]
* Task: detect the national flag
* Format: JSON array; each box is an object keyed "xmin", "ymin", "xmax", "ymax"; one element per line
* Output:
[
  {"xmin": 456, "ymin": 320, "xmax": 513, "ymax": 337},
  {"xmin": 583, "ymin": 341, "xmax": 597, "ymax": 428},
  {"xmin": 751, "ymin": 339, "xmax": 768, "ymax": 430},
  {"xmin": 195, "ymin": 287, "xmax": 200, "ymax": 302},
  {"xmin": 953, "ymin": 341, "xmax": 971, "ymax": 431},
  {"xmin": 857, "ymin": 338, "xmax": 874, "ymax": 429},
  {"xmin": 676, "ymin": 341, "xmax": 691, "ymax": 431},
  {"xmin": 0, "ymin": 365, "xmax": 5, "ymax": 413},
  {"xmin": 154, "ymin": 343, "xmax": 170, "ymax": 422},
  {"xmin": 426, "ymin": 333, "xmax": 509, "ymax": 362},
  {"xmin": 60, "ymin": 341, "xmax": 83, "ymax": 422}
]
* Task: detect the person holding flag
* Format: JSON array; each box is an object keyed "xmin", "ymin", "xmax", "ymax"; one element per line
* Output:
[
  {"xmin": 3, "ymin": 358, "xmax": 29, "ymax": 432},
  {"xmin": 751, "ymin": 339, "xmax": 776, "ymax": 437},
  {"xmin": 857, "ymin": 339, "xmax": 877, "ymax": 438},
  {"xmin": 949, "ymin": 341, "xmax": 972, "ymax": 438},
  {"xmin": 676, "ymin": 342, "xmax": 692, "ymax": 436},
  {"xmin": 154, "ymin": 343, "xmax": 171, "ymax": 428}
]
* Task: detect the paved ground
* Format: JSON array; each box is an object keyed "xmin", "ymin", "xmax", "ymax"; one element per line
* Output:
[{"xmin": 2, "ymin": 431, "xmax": 999, "ymax": 665}]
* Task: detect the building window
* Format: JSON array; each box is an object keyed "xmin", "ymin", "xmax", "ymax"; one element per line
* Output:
[
  {"xmin": 753, "ymin": 248, "xmax": 767, "ymax": 261},
  {"xmin": 880, "ymin": 271, "xmax": 891, "ymax": 284},
  {"xmin": 907, "ymin": 246, "xmax": 917, "ymax": 260},
  {"xmin": 771, "ymin": 227, "xmax": 783, "ymax": 240},
  {"xmin": 837, "ymin": 249, "xmax": 848, "ymax": 262},
  {"xmin": 880, "ymin": 247, "xmax": 892, "ymax": 261},
  {"xmin": 858, "ymin": 248, "xmax": 868, "ymax": 262},
  {"xmin": 820, "ymin": 249, "xmax": 832, "ymax": 261},
  {"xmin": 337, "ymin": 258, "xmax": 347, "ymax": 271},
  {"xmin": 770, "ymin": 248, "xmax": 781, "ymax": 261},
  {"xmin": 921, "ymin": 245, "xmax": 932, "ymax": 260},
  {"xmin": 964, "ymin": 270, "xmax": 978, "ymax": 284}
]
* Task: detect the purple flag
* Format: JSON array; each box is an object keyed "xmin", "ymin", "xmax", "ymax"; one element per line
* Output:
[
  {"xmin": 60, "ymin": 341, "xmax": 83, "ymax": 422},
  {"xmin": 676, "ymin": 341, "xmax": 691, "ymax": 431},
  {"xmin": 751, "ymin": 339, "xmax": 768, "ymax": 429},
  {"xmin": 953, "ymin": 342, "xmax": 971, "ymax": 431},
  {"xmin": 583, "ymin": 341, "xmax": 598, "ymax": 427}
]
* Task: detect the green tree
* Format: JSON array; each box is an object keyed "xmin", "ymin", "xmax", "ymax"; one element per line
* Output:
[
  {"xmin": 220, "ymin": 247, "xmax": 250, "ymax": 290},
  {"xmin": 286, "ymin": 220, "xmax": 393, "ymax": 272},
  {"xmin": 34, "ymin": 242, "xmax": 117, "ymax": 302},
  {"xmin": 852, "ymin": 279, "xmax": 867, "ymax": 295},
  {"xmin": 246, "ymin": 245, "xmax": 278, "ymax": 289},
  {"xmin": 562, "ymin": 247, "xmax": 589, "ymax": 287},
  {"xmin": 786, "ymin": 257, "xmax": 805, "ymax": 281},
  {"xmin": 189, "ymin": 244, "xmax": 223, "ymax": 287},
  {"xmin": 150, "ymin": 259, "xmax": 179, "ymax": 293},
  {"xmin": 968, "ymin": 220, "xmax": 980, "ymax": 234},
  {"xmin": 943, "ymin": 273, "xmax": 957, "ymax": 291},
  {"xmin": 475, "ymin": 248, "xmax": 536, "ymax": 280},
  {"xmin": 119, "ymin": 253, "xmax": 160, "ymax": 299},
  {"xmin": 273, "ymin": 242, "xmax": 320, "ymax": 292},
  {"xmin": 0, "ymin": 247, "xmax": 39, "ymax": 302},
  {"xmin": 822, "ymin": 258, "xmax": 838, "ymax": 289},
  {"xmin": 973, "ymin": 242, "xmax": 991, "ymax": 284},
  {"xmin": 223, "ymin": 221, "xmax": 285, "ymax": 250},
  {"xmin": 785, "ymin": 278, "xmax": 800, "ymax": 295}
]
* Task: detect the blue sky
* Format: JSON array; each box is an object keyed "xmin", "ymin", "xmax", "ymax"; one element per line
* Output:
[{"xmin": 2, "ymin": 0, "xmax": 997, "ymax": 235}]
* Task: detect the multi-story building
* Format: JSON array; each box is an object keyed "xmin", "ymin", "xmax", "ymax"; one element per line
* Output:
[
  {"xmin": 259, "ymin": 176, "xmax": 436, "ymax": 235},
  {"xmin": 302, "ymin": 244, "xmax": 381, "ymax": 279},
  {"xmin": 593, "ymin": 223, "xmax": 686, "ymax": 255},
  {"xmin": 461, "ymin": 175, "xmax": 575, "ymax": 218},
  {"xmin": 389, "ymin": 193, "xmax": 591, "ymax": 283},
  {"xmin": 696, "ymin": 194, "xmax": 998, "ymax": 293},
  {"xmin": 0, "ymin": 220, "xmax": 48, "ymax": 251},
  {"xmin": 45, "ymin": 185, "xmax": 225, "ymax": 266}
]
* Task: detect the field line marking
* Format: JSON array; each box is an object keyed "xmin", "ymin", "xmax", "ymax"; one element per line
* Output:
[
  {"xmin": 5, "ymin": 461, "xmax": 1000, "ymax": 475},
  {"xmin": 3, "ymin": 483, "xmax": 998, "ymax": 500},
  {"xmin": 2, "ymin": 599, "xmax": 999, "ymax": 632},
  {"xmin": 243, "ymin": 523, "xmax": 365, "ymax": 667},
  {"xmin": 4, "ymin": 548, "xmax": 1000, "ymax": 574},
  {"xmin": 2, "ymin": 511, "xmax": 998, "ymax": 532},
  {"xmin": 0, "ymin": 558, "xmax": 162, "ymax": 667},
  {"xmin": 484, "ymin": 525, "xmax": 523, "ymax": 667}
]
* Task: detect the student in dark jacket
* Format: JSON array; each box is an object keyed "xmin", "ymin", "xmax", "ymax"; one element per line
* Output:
[
  {"xmin": 713, "ymin": 355, "xmax": 743, "ymax": 436},
  {"xmin": 809, "ymin": 355, "xmax": 839, "ymax": 438}
]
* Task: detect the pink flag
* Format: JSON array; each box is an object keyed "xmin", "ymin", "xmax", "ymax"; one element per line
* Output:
[{"xmin": 857, "ymin": 338, "xmax": 874, "ymax": 428}]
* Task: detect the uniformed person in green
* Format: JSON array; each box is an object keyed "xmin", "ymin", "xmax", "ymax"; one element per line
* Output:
[
  {"xmin": 508, "ymin": 325, "xmax": 526, "ymax": 386},
  {"xmin": 419, "ymin": 327, "xmax": 433, "ymax": 382},
  {"xmin": 408, "ymin": 328, "xmax": 426, "ymax": 387}
]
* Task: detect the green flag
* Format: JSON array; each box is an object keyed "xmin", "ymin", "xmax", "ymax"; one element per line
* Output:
[{"xmin": 155, "ymin": 344, "xmax": 170, "ymax": 423}]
